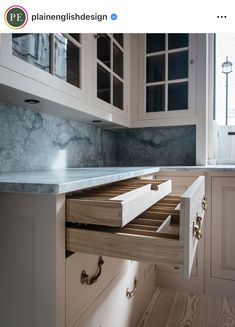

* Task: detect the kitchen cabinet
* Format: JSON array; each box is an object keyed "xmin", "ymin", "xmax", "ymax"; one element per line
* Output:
[
  {"xmin": 205, "ymin": 173, "xmax": 235, "ymax": 297},
  {"xmin": 0, "ymin": 33, "xmax": 130, "ymax": 126},
  {"xmin": 0, "ymin": 33, "xmax": 207, "ymax": 131},
  {"xmin": 87, "ymin": 33, "xmax": 130, "ymax": 124},
  {"xmin": 66, "ymin": 253, "xmax": 157, "ymax": 327},
  {"xmin": 0, "ymin": 169, "xmax": 206, "ymax": 327},
  {"xmin": 134, "ymin": 34, "xmax": 197, "ymax": 127},
  {"xmin": 66, "ymin": 175, "xmax": 206, "ymax": 279},
  {"xmin": 0, "ymin": 33, "xmax": 86, "ymax": 101},
  {"xmin": 149, "ymin": 170, "xmax": 205, "ymax": 294}
]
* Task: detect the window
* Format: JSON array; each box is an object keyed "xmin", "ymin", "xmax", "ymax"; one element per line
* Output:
[
  {"xmin": 12, "ymin": 33, "xmax": 81, "ymax": 88},
  {"xmin": 215, "ymin": 34, "xmax": 235, "ymax": 125},
  {"xmin": 210, "ymin": 34, "xmax": 235, "ymax": 164}
]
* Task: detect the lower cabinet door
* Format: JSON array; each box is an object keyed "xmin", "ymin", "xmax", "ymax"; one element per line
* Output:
[
  {"xmin": 66, "ymin": 253, "xmax": 157, "ymax": 327},
  {"xmin": 66, "ymin": 176, "xmax": 206, "ymax": 279}
]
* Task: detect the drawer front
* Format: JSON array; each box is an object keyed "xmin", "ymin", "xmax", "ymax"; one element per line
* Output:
[
  {"xmin": 66, "ymin": 253, "xmax": 125, "ymax": 326},
  {"xmin": 68, "ymin": 261, "xmax": 157, "ymax": 327},
  {"xmin": 66, "ymin": 178, "xmax": 171, "ymax": 227},
  {"xmin": 66, "ymin": 176, "xmax": 206, "ymax": 279},
  {"xmin": 180, "ymin": 176, "xmax": 205, "ymax": 278}
]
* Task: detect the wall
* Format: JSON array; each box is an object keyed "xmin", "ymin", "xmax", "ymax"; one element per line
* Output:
[
  {"xmin": 0, "ymin": 103, "xmax": 116, "ymax": 173},
  {"xmin": 0, "ymin": 103, "xmax": 196, "ymax": 173},
  {"xmin": 116, "ymin": 126, "xmax": 196, "ymax": 166}
]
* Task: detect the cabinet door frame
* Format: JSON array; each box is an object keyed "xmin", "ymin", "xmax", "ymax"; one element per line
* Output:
[
  {"xmin": 138, "ymin": 34, "xmax": 197, "ymax": 125},
  {"xmin": 88, "ymin": 33, "xmax": 130, "ymax": 122},
  {"xmin": 0, "ymin": 34, "xmax": 87, "ymax": 101}
]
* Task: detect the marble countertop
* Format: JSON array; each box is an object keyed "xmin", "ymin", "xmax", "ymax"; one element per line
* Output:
[
  {"xmin": 0, "ymin": 165, "xmax": 235, "ymax": 195},
  {"xmin": 159, "ymin": 165, "xmax": 235, "ymax": 171},
  {"xmin": 0, "ymin": 167, "xmax": 160, "ymax": 194}
]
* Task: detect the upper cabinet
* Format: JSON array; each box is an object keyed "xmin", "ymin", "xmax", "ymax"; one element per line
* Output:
[
  {"xmin": 0, "ymin": 33, "xmax": 86, "ymax": 101},
  {"xmin": 0, "ymin": 33, "xmax": 130, "ymax": 126},
  {"xmin": 0, "ymin": 33, "xmax": 204, "ymax": 129},
  {"xmin": 132, "ymin": 34, "xmax": 197, "ymax": 127},
  {"xmin": 87, "ymin": 33, "xmax": 130, "ymax": 123}
]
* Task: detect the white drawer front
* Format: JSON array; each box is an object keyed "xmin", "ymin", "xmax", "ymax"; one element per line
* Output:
[{"xmin": 180, "ymin": 176, "xmax": 205, "ymax": 278}]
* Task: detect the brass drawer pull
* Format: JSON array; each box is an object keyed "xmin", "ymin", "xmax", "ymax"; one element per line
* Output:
[
  {"xmin": 202, "ymin": 195, "xmax": 207, "ymax": 211},
  {"xmin": 193, "ymin": 214, "xmax": 203, "ymax": 240},
  {"xmin": 126, "ymin": 277, "xmax": 138, "ymax": 299},
  {"xmin": 80, "ymin": 256, "xmax": 104, "ymax": 285}
]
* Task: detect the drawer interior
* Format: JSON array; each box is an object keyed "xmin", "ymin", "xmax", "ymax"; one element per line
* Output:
[
  {"xmin": 66, "ymin": 178, "xmax": 172, "ymax": 227},
  {"xmin": 66, "ymin": 195, "xmax": 181, "ymax": 241},
  {"xmin": 66, "ymin": 195, "xmax": 183, "ymax": 269}
]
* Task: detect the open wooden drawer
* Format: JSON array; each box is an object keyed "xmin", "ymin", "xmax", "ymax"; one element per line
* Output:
[
  {"xmin": 66, "ymin": 176, "xmax": 206, "ymax": 279},
  {"xmin": 66, "ymin": 178, "xmax": 172, "ymax": 227}
]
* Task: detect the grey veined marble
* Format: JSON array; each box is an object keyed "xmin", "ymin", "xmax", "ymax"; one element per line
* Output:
[
  {"xmin": 0, "ymin": 103, "xmax": 117, "ymax": 173},
  {"xmin": 115, "ymin": 126, "xmax": 196, "ymax": 166},
  {"xmin": 0, "ymin": 103, "xmax": 196, "ymax": 173}
]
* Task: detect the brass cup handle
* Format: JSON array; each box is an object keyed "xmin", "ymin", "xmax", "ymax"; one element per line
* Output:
[
  {"xmin": 80, "ymin": 256, "xmax": 104, "ymax": 286},
  {"xmin": 126, "ymin": 277, "xmax": 138, "ymax": 299},
  {"xmin": 193, "ymin": 215, "xmax": 203, "ymax": 240},
  {"xmin": 202, "ymin": 195, "xmax": 208, "ymax": 211}
]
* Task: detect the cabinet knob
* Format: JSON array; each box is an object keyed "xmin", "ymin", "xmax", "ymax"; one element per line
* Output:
[{"xmin": 193, "ymin": 214, "xmax": 203, "ymax": 240}]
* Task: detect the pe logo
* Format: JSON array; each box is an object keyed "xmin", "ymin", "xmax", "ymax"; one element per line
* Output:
[{"xmin": 4, "ymin": 5, "xmax": 28, "ymax": 29}]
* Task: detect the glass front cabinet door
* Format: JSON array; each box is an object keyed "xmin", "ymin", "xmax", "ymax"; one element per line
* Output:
[
  {"xmin": 138, "ymin": 34, "xmax": 196, "ymax": 125},
  {"xmin": 0, "ymin": 33, "xmax": 86, "ymax": 102},
  {"xmin": 89, "ymin": 34, "xmax": 130, "ymax": 123}
]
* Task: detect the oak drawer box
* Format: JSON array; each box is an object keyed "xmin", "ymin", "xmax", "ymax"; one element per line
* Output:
[
  {"xmin": 66, "ymin": 178, "xmax": 172, "ymax": 227},
  {"xmin": 66, "ymin": 176, "xmax": 206, "ymax": 278}
]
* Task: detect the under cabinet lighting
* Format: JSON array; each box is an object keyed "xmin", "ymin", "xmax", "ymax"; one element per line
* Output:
[{"xmin": 24, "ymin": 99, "xmax": 40, "ymax": 104}]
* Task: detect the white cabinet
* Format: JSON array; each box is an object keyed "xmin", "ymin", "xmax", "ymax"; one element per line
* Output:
[
  {"xmin": 0, "ymin": 33, "xmax": 207, "ymax": 131},
  {"xmin": 66, "ymin": 253, "xmax": 157, "ymax": 327},
  {"xmin": 0, "ymin": 33, "xmax": 130, "ymax": 126},
  {"xmin": 149, "ymin": 171, "xmax": 205, "ymax": 294},
  {"xmin": 66, "ymin": 174, "xmax": 206, "ymax": 279},
  {"xmin": 131, "ymin": 34, "xmax": 199, "ymax": 128},
  {"xmin": 205, "ymin": 174, "xmax": 235, "ymax": 297},
  {"xmin": 87, "ymin": 34, "xmax": 131, "ymax": 125}
]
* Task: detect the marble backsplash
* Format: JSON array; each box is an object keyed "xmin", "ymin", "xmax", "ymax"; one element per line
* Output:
[
  {"xmin": 0, "ymin": 103, "xmax": 116, "ymax": 172},
  {"xmin": 0, "ymin": 103, "xmax": 196, "ymax": 173},
  {"xmin": 115, "ymin": 126, "xmax": 196, "ymax": 166}
]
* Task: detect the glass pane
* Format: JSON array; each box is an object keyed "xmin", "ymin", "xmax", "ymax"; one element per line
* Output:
[
  {"xmin": 113, "ymin": 77, "xmax": 123, "ymax": 110},
  {"xmin": 67, "ymin": 40, "xmax": 80, "ymax": 88},
  {"xmin": 146, "ymin": 34, "xmax": 165, "ymax": 53},
  {"xmin": 168, "ymin": 34, "xmax": 188, "ymax": 49},
  {"xmin": 146, "ymin": 85, "xmax": 165, "ymax": 112},
  {"xmin": 97, "ymin": 34, "xmax": 110, "ymax": 68},
  {"xmin": 113, "ymin": 34, "xmax": 123, "ymax": 47},
  {"xmin": 113, "ymin": 44, "xmax": 123, "ymax": 78},
  {"xmin": 54, "ymin": 34, "xmax": 80, "ymax": 88},
  {"xmin": 168, "ymin": 82, "xmax": 188, "ymax": 110},
  {"xmin": 146, "ymin": 54, "xmax": 165, "ymax": 83},
  {"xmin": 69, "ymin": 34, "xmax": 80, "ymax": 43},
  {"xmin": 168, "ymin": 51, "xmax": 188, "ymax": 80},
  {"xmin": 12, "ymin": 33, "xmax": 50, "ymax": 72},
  {"xmin": 97, "ymin": 64, "xmax": 111, "ymax": 103}
]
